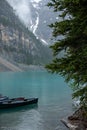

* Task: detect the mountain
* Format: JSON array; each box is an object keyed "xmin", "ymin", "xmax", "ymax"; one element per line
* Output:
[
  {"xmin": 29, "ymin": 0, "xmax": 58, "ymax": 44},
  {"xmin": 6, "ymin": 0, "xmax": 58, "ymax": 45},
  {"xmin": 0, "ymin": 0, "xmax": 52, "ymax": 66}
]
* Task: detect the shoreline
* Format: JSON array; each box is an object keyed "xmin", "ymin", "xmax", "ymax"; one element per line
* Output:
[
  {"xmin": 0, "ymin": 56, "xmax": 46, "ymax": 72},
  {"xmin": 61, "ymin": 118, "xmax": 87, "ymax": 130},
  {"xmin": 3, "ymin": 57, "xmax": 87, "ymax": 130},
  {"xmin": 0, "ymin": 64, "xmax": 45, "ymax": 72},
  {"xmin": 0, "ymin": 57, "xmax": 22, "ymax": 72},
  {"xmin": 61, "ymin": 108, "xmax": 87, "ymax": 130},
  {"xmin": 18, "ymin": 63, "xmax": 46, "ymax": 72}
]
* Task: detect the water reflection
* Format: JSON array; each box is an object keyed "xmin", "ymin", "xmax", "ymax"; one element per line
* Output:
[
  {"xmin": 0, "ymin": 105, "xmax": 45, "ymax": 130},
  {"xmin": 0, "ymin": 71, "xmax": 73, "ymax": 130},
  {"xmin": 16, "ymin": 110, "xmax": 44, "ymax": 130},
  {"xmin": 0, "ymin": 104, "xmax": 38, "ymax": 114}
]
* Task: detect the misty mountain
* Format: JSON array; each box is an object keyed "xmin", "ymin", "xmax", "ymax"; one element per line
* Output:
[
  {"xmin": 7, "ymin": 0, "xmax": 59, "ymax": 45},
  {"xmin": 29, "ymin": 0, "xmax": 59, "ymax": 44},
  {"xmin": 0, "ymin": 0, "xmax": 52, "ymax": 65}
]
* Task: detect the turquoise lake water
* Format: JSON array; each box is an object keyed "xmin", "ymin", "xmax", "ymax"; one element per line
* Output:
[{"xmin": 0, "ymin": 71, "xmax": 73, "ymax": 130}]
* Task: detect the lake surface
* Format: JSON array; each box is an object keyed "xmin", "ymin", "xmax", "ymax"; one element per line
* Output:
[{"xmin": 0, "ymin": 71, "xmax": 73, "ymax": 130}]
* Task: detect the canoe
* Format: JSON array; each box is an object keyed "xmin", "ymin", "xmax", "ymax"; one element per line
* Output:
[{"xmin": 0, "ymin": 97, "xmax": 38, "ymax": 109}]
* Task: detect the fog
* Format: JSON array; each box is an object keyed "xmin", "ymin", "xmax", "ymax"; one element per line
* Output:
[
  {"xmin": 6, "ymin": 0, "xmax": 42, "ymax": 26},
  {"xmin": 30, "ymin": 0, "xmax": 42, "ymax": 3}
]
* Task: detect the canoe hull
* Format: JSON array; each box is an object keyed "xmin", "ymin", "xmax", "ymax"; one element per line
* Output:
[{"xmin": 0, "ymin": 98, "xmax": 38, "ymax": 109}]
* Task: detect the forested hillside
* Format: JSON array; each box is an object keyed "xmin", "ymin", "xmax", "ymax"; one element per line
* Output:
[{"xmin": 0, "ymin": 0, "xmax": 52, "ymax": 65}]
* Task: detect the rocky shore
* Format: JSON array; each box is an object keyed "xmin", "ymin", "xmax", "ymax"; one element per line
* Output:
[{"xmin": 61, "ymin": 108, "xmax": 87, "ymax": 130}]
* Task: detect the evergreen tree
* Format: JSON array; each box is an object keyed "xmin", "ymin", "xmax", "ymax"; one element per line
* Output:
[{"xmin": 46, "ymin": 0, "xmax": 87, "ymax": 110}]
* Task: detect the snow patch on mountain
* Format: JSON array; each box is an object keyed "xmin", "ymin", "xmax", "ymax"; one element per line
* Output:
[
  {"xmin": 30, "ymin": 0, "xmax": 42, "ymax": 3},
  {"xmin": 6, "ymin": 0, "xmax": 49, "ymax": 45},
  {"xmin": 31, "ymin": 12, "xmax": 39, "ymax": 35},
  {"xmin": 40, "ymin": 39, "xmax": 48, "ymax": 45},
  {"xmin": 30, "ymin": 0, "xmax": 42, "ymax": 9}
]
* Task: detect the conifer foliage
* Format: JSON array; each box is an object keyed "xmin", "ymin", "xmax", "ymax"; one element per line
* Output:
[{"xmin": 46, "ymin": 0, "xmax": 87, "ymax": 109}]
